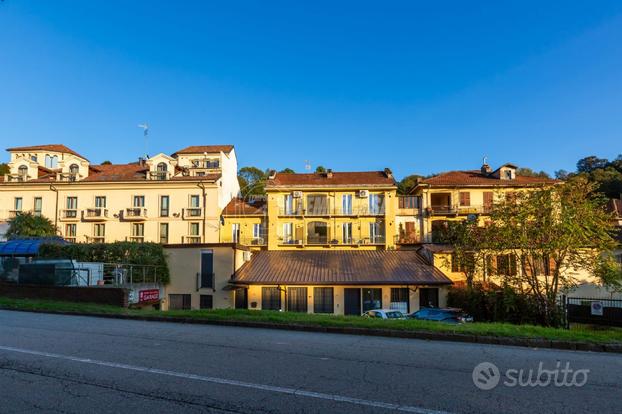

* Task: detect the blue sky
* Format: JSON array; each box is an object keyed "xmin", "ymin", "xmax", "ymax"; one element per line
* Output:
[{"xmin": 1, "ymin": 1, "xmax": 621, "ymax": 179}]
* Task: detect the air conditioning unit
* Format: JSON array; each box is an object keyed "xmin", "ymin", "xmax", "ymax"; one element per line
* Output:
[
  {"xmin": 357, "ymin": 190, "xmax": 369, "ymax": 198},
  {"xmin": 292, "ymin": 191, "xmax": 303, "ymax": 198}
]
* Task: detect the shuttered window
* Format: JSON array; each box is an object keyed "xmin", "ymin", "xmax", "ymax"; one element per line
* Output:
[
  {"xmin": 200, "ymin": 295, "xmax": 213, "ymax": 309},
  {"xmin": 262, "ymin": 287, "xmax": 281, "ymax": 311},
  {"xmin": 287, "ymin": 287, "xmax": 308, "ymax": 312},
  {"xmin": 390, "ymin": 288, "xmax": 409, "ymax": 314},
  {"xmin": 313, "ymin": 287, "xmax": 334, "ymax": 314},
  {"xmin": 459, "ymin": 192, "xmax": 470, "ymax": 206},
  {"xmin": 169, "ymin": 294, "xmax": 191, "ymax": 310}
]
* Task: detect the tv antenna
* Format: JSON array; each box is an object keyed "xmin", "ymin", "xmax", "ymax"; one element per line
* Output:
[
  {"xmin": 304, "ymin": 160, "xmax": 311, "ymax": 171},
  {"xmin": 138, "ymin": 123, "xmax": 149, "ymax": 158}
]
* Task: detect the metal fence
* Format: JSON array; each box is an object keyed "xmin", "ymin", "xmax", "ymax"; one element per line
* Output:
[{"xmin": 565, "ymin": 296, "xmax": 622, "ymax": 327}]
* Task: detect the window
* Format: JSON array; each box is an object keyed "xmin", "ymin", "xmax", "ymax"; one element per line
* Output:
[
  {"xmin": 307, "ymin": 194, "xmax": 328, "ymax": 215},
  {"xmin": 262, "ymin": 287, "xmax": 281, "ymax": 311},
  {"xmin": 231, "ymin": 223, "xmax": 240, "ymax": 242},
  {"xmin": 45, "ymin": 155, "xmax": 58, "ymax": 169},
  {"xmin": 190, "ymin": 222, "xmax": 200, "ymax": 236},
  {"xmin": 369, "ymin": 221, "xmax": 385, "ymax": 244},
  {"xmin": 14, "ymin": 197, "xmax": 23, "ymax": 211},
  {"xmin": 505, "ymin": 170, "xmax": 513, "ymax": 180},
  {"xmin": 342, "ymin": 194, "xmax": 352, "ymax": 215},
  {"xmin": 200, "ymin": 295, "xmax": 213, "ymax": 309},
  {"xmin": 95, "ymin": 196, "xmax": 106, "ymax": 208},
  {"xmin": 307, "ymin": 221, "xmax": 328, "ymax": 244},
  {"xmin": 368, "ymin": 194, "xmax": 385, "ymax": 214},
  {"xmin": 160, "ymin": 195, "xmax": 170, "ymax": 217},
  {"xmin": 459, "ymin": 192, "xmax": 470, "ymax": 207},
  {"xmin": 342, "ymin": 222, "xmax": 353, "ymax": 244},
  {"xmin": 69, "ymin": 164, "xmax": 79, "ymax": 175},
  {"xmin": 132, "ymin": 223, "xmax": 144, "ymax": 238},
  {"xmin": 282, "ymin": 223, "xmax": 293, "ymax": 243},
  {"xmin": 284, "ymin": 194, "xmax": 294, "ymax": 215},
  {"xmin": 287, "ymin": 287, "xmax": 308, "ymax": 312},
  {"xmin": 18, "ymin": 165, "xmax": 28, "ymax": 180},
  {"xmin": 169, "ymin": 294, "xmax": 191, "ymax": 310},
  {"xmin": 65, "ymin": 197, "xmax": 78, "ymax": 218},
  {"xmin": 362, "ymin": 288, "xmax": 382, "ymax": 312},
  {"xmin": 252, "ymin": 223, "xmax": 265, "ymax": 243},
  {"xmin": 483, "ymin": 192, "xmax": 494, "ymax": 212},
  {"xmin": 33, "ymin": 197, "xmax": 42, "ymax": 216},
  {"xmin": 133, "ymin": 195, "xmax": 145, "ymax": 207},
  {"xmin": 496, "ymin": 254, "xmax": 517, "ymax": 276},
  {"xmin": 156, "ymin": 162, "xmax": 167, "ymax": 180},
  {"xmin": 65, "ymin": 224, "xmax": 76, "ymax": 238},
  {"xmin": 313, "ymin": 287, "xmax": 334, "ymax": 314},
  {"xmin": 94, "ymin": 224, "xmax": 105, "ymax": 238},
  {"xmin": 399, "ymin": 196, "xmax": 419, "ymax": 209},
  {"xmin": 190, "ymin": 195, "xmax": 200, "ymax": 208},
  {"xmin": 200, "ymin": 250, "xmax": 214, "ymax": 289},
  {"xmin": 159, "ymin": 223, "xmax": 169, "ymax": 244},
  {"xmin": 390, "ymin": 288, "xmax": 409, "ymax": 314},
  {"xmin": 451, "ymin": 253, "xmax": 475, "ymax": 273},
  {"xmin": 30, "ymin": 154, "xmax": 37, "ymax": 162}
]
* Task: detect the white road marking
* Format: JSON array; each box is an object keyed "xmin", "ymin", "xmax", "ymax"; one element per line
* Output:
[{"xmin": 0, "ymin": 344, "xmax": 451, "ymax": 414}]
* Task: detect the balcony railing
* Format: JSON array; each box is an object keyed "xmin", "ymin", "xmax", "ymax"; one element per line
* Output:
[
  {"xmin": 148, "ymin": 171, "xmax": 169, "ymax": 180},
  {"xmin": 122, "ymin": 208, "xmax": 147, "ymax": 220},
  {"xmin": 5, "ymin": 174, "xmax": 30, "ymax": 182},
  {"xmin": 278, "ymin": 206, "xmax": 385, "ymax": 216},
  {"xmin": 60, "ymin": 209, "xmax": 79, "ymax": 220},
  {"xmin": 182, "ymin": 235, "xmax": 202, "ymax": 244},
  {"xmin": 64, "ymin": 237, "xmax": 76, "ymax": 243},
  {"xmin": 8, "ymin": 210, "xmax": 24, "ymax": 219},
  {"xmin": 428, "ymin": 205, "xmax": 492, "ymax": 216},
  {"xmin": 395, "ymin": 234, "xmax": 421, "ymax": 245},
  {"xmin": 86, "ymin": 236, "xmax": 105, "ymax": 243},
  {"xmin": 127, "ymin": 236, "xmax": 145, "ymax": 243},
  {"xmin": 182, "ymin": 208, "xmax": 203, "ymax": 219},
  {"xmin": 82, "ymin": 208, "xmax": 109, "ymax": 221}
]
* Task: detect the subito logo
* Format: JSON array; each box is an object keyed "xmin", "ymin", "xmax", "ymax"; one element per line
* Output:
[{"xmin": 472, "ymin": 362, "xmax": 500, "ymax": 390}]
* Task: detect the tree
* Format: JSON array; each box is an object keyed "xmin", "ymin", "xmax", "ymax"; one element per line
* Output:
[
  {"xmin": 481, "ymin": 179, "xmax": 619, "ymax": 325},
  {"xmin": 279, "ymin": 168, "xmax": 295, "ymax": 174},
  {"xmin": 554, "ymin": 169, "xmax": 570, "ymax": 180},
  {"xmin": 238, "ymin": 166, "xmax": 268, "ymax": 196},
  {"xmin": 101, "ymin": 160, "xmax": 112, "ymax": 165},
  {"xmin": 516, "ymin": 167, "xmax": 550, "ymax": 178},
  {"xmin": 440, "ymin": 219, "xmax": 486, "ymax": 288},
  {"xmin": 397, "ymin": 174, "xmax": 423, "ymax": 195},
  {"xmin": 315, "ymin": 166, "xmax": 326, "ymax": 173},
  {"xmin": 576, "ymin": 156, "xmax": 608, "ymax": 173},
  {"xmin": 0, "ymin": 163, "xmax": 9, "ymax": 175},
  {"xmin": 6, "ymin": 212, "xmax": 57, "ymax": 238}
]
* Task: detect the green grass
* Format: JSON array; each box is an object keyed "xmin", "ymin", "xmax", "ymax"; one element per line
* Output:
[{"xmin": 1, "ymin": 296, "xmax": 621, "ymax": 344}]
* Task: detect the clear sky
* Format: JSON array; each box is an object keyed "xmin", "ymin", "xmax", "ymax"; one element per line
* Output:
[{"xmin": 1, "ymin": 1, "xmax": 621, "ymax": 179}]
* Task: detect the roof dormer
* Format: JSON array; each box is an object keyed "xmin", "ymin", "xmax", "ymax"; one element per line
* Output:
[
  {"xmin": 491, "ymin": 163, "xmax": 518, "ymax": 180},
  {"xmin": 145, "ymin": 153, "xmax": 178, "ymax": 180}
]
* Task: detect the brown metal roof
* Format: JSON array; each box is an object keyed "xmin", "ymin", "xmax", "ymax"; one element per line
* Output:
[
  {"xmin": 6, "ymin": 144, "xmax": 88, "ymax": 161},
  {"xmin": 172, "ymin": 145, "xmax": 234, "ymax": 156},
  {"xmin": 419, "ymin": 170, "xmax": 558, "ymax": 188},
  {"xmin": 233, "ymin": 250, "xmax": 452, "ymax": 285},
  {"xmin": 266, "ymin": 170, "xmax": 396, "ymax": 189}
]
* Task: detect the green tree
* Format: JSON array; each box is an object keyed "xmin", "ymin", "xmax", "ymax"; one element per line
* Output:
[
  {"xmin": 397, "ymin": 174, "xmax": 423, "ymax": 195},
  {"xmin": 238, "ymin": 166, "xmax": 268, "ymax": 196},
  {"xmin": 516, "ymin": 167, "xmax": 550, "ymax": 178},
  {"xmin": 101, "ymin": 160, "xmax": 112, "ymax": 165},
  {"xmin": 577, "ymin": 156, "xmax": 608, "ymax": 173},
  {"xmin": 279, "ymin": 168, "xmax": 295, "ymax": 174},
  {"xmin": 315, "ymin": 166, "xmax": 326, "ymax": 173},
  {"xmin": 6, "ymin": 212, "xmax": 57, "ymax": 238},
  {"xmin": 0, "ymin": 163, "xmax": 9, "ymax": 175}
]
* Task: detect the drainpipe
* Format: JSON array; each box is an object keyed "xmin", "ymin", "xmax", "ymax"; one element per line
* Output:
[
  {"xmin": 50, "ymin": 184, "xmax": 59, "ymax": 233},
  {"xmin": 197, "ymin": 181, "xmax": 207, "ymax": 243}
]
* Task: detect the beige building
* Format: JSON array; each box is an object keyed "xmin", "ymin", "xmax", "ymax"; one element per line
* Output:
[{"xmin": 0, "ymin": 144, "xmax": 240, "ymax": 244}]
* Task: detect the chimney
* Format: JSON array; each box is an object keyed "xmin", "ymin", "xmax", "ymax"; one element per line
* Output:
[
  {"xmin": 326, "ymin": 169, "xmax": 333, "ymax": 178},
  {"xmin": 383, "ymin": 168, "xmax": 393, "ymax": 179},
  {"xmin": 481, "ymin": 163, "xmax": 492, "ymax": 175},
  {"xmin": 267, "ymin": 169, "xmax": 277, "ymax": 180}
]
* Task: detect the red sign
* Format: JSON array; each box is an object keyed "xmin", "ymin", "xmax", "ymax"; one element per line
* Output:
[{"xmin": 139, "ymin": 289, "xmax": 160, "ymax": 303}]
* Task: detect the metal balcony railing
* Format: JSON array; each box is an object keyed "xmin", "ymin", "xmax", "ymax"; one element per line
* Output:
[
  {"xmin": 183, "ymin": 208, "xmax": 203, "ymax": 219},
  {"xmin": 123, "ymin": 208, "xmax": 147, "ymax": 220},
  {"xmin": 182, "ymin": 235, "xmax": 202, "ymax": 244},
  {"xmin": 60, "ymin": 209, "xmax": 79, "ymax": 220},
  {"xmin": 86, "ymin": 236, "xmax": 105, "ymax": 243},
  {"xmin": 82, "ymin": 208, "xmax": 109, "ymax": 220}
]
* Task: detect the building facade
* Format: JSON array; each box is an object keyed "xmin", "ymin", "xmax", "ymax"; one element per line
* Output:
[{"xmin": 0, "ymin": 144, "xmax": 239, "ymax": 244}]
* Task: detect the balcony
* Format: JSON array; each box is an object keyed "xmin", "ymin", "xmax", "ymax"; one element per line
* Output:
[
  {"xmin": 182, "ymin": 208, "xmax": 203, "ymax": 219},
  {"xmin": 148, "ymin": 171, "xmax": 169, "ymax": 181},
  {"xmin": 59, "ymin": 209, "xmax": 79, "ymax": 221},
  {"xmin": 230, "ymin": 236, "xmax": 267, "ymax": 246},
  {"xmin": 278, "ymin": 206, "xmax": 304, "ymax": 216},
  {"xmin": 82, "ymin": 208, "xmax": 109, "ymax": 221},
  {"xmin": 122, "ymin": 208, "xmax": 147, "ymax": 221},
  {"xmin": 182, "ymin": 235, "xmax": 202, "ymax": 244},
  {"xmin": 127, "ymin": 236, "xmax": 145, "ymax": 243},
  {"xmin": 277, "ymin": 236, "xmax": 303, "ymax": 246},
  {"xmin": 8, "ymin": 210, "xmax": 24, "ymax": 219},
  {"xmin": 427, "ymin": 205, "xmax": 457, "ymax": 216},
  {"xmin": 278, "ymin": 205, "xmax": 385, "ymax": 217},
  {"xmin": 427, "ymin": 205, "xmax": 492, "ymax": 216},
  {"xmin": 395, "ymin": 234, "xmax": 421, "ymax": 245},
  {"xmin": 86, "ymin": 236, "xmax": 105, "ymax": 243},
  {"xmin": 306, "ymin": 236, "xmax": 330, "ymax": 245},
  {"xmin": 5, "ymin": 174, "xmax": 30, "ymax": 182}
]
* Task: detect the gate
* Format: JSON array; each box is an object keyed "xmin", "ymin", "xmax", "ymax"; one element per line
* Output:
[{"xmin": 566, "ymin": 297, "xmax": 622, "ymax": 327}]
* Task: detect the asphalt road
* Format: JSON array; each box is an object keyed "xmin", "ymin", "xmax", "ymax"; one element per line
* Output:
[{"xmin": 0, "ymin": 310, "xmax": 620, "ymax": 414}]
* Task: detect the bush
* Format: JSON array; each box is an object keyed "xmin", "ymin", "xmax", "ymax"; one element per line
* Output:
[
  {"xmin": 38, "ymin": 242, "xmax": 170, "ymax": 284},
  {"xmin": 447, "ymin": 284, "xmax": 563, "ymax": 327}
]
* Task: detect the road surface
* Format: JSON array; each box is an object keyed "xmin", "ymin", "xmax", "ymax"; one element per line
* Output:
[{"xmin": 0, "ymin": 310, "xmax": 620, "ymax": 413}]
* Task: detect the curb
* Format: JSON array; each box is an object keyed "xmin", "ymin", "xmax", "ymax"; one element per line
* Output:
[{"xmin": 2, "ymin": 307, "xmax": 620, "ymax": 353}]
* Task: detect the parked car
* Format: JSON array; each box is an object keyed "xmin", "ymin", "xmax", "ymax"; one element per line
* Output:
[
  {"xmin": 362, "ymin": 309, "xmax": 406, "ymax": 319},
  {"xmin": 408, "ymin": 307, "xmax": 473, "ymax": 324}
]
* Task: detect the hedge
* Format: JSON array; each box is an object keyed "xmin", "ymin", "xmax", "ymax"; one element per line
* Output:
[{"xmin": 39, "ymin": 242, "xmax": 170, "ymax": 284}]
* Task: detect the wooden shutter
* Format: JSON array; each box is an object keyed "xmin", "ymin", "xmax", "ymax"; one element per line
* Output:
[
  {"xmin": 459, "ymin": 192, "xmax": 470, "ymax": 206},
  {"xmin": 483, "ymin": 192, "xmax": 493, "ymax": 211}
]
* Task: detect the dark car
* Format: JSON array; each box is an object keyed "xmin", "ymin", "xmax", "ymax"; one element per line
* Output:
[{"xmin": 408, "ymin": 307, "xmax": 473, "ymax": 324}]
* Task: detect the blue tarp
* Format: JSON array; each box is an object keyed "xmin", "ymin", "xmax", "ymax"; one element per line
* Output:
[{"xmin": 0, "ymin": 238, "xmax": 68, "ymax": 257}]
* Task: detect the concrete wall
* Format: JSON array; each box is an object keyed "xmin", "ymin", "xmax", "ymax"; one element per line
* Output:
[{"xmin": 0, "ymin": 282, "xmax": 129, "ymax": 307}]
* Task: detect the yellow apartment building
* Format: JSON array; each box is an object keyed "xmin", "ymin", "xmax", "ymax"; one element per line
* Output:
[
  {"xmin": 221, "ymin": 169, "xmax": 398, "ymax": 250},
  {"xmin": 0, "ymin": 144, "xmax": 240, "ymax": 244}
]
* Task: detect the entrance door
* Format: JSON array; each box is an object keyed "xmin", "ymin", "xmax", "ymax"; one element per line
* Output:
[
  {"xmin": 419, "ymin": 288, "xmax": 439, "ymax": 309},
  {"xmin": 235, "ymin": 288, "xmax": 248, "ymax": 309},
  {"xmin": 287, "ymin": 287, "xmax": 308, "ymax": 312},
  {"xmin": 362, "ymin": 288, "xmax": 383, "ymax": 312},
  {"xmin": 344, "ymin": 288, "xmax": 361, "ymax": 315}
]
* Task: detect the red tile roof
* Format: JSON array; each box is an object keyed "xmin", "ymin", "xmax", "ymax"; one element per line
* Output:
[
  {"xmin": 266, "ymin": 171, "xmax": 396, "ymax": 188},
  {"xmin": 233, "ymin": 250, "xmax": 452, "ymax": 285},
  {"xmin": 172, "ymin": 145, "xmax": 234, "ymax": 156},
  {"xmin": 223, "ymin": 198, "xmax": 267, "ymax": 215},
  {"xmin": 419, "ymin": 170, "xmax": 558, "ymax": 187},
  {"xmin": 6, "ymin": 144, "xmax": 88, "ymax": 161}
]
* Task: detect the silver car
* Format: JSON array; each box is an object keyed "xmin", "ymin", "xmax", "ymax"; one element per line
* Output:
[{"xmin": 362, "ymin": 309, "xmax": 406, "ymax": 319}]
